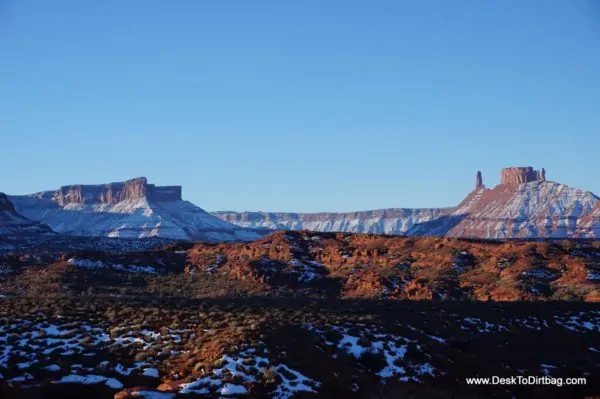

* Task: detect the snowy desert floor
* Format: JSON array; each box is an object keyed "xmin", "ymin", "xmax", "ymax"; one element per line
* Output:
[{"xmin": 1, "ymin": 297, "xmax": 599, "ymax": 399}]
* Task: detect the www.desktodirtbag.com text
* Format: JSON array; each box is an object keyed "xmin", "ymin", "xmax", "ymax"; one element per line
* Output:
[{"xmin": 466, "ymin": 376, "xmax": 586, "ymax": 387}]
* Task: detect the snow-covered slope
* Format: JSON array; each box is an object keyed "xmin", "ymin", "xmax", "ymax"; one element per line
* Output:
[
  {"xmin": 9, "ymin": 178, "xmax": 261, "ymax": 242},
  {"xmin": 213, "ymin": 169, "xmax": 600, "ymax": 239},
  {"xmin": 444, "ymin": 182, "xmax": 599, "ymax": 238},
  {"xmin": 0, "ymin": 193, "xmax": 54, "ymax": 236},
  {"xmin": 576, "ymin": 203, "xmax": 600, "ymax": 238},
  {"xmin": 213, "ymin": 208, "xmax": 450, "ymax": 235}
]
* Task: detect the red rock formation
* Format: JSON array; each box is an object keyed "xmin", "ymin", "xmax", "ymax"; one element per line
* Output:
[
  {"xmin": 500, "ymin": 167, "xmax": 543, "ymax": 186},
  {"xmin": 55, "ymin": 186, "xmax": 85, "ymax": 206},
  {"xmin": 475, "ymin": 171, "xmax": 484, "ymax": 190},
  {"xmin": 54, "ymin": 177, "xmax": 182, "ymax": 206}
]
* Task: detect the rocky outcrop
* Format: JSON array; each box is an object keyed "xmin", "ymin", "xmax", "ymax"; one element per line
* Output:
[
  {"xmin": 0, "ymin": 192, "xmax": 55, "ymax": 236},
  {"xmin": 54, "ymin": 177, "xmax": 182, "ymax": 206},
  {"xmin": 445, "ymin": 181, "xmax": 599, "ymax": 238},
  {"xmin": 9, "ymin": 178, "xmax": 262, "ymax": 242},
  {"xmin": 575, "ymin": 202, "xmax": 600, "ymax": 237},
  {"xmin": 180, "ymin": 230, "xmax": 600, "ymax": 301},
  {"xmin": 500, "ymin": 167, "xmax": 544, "ymax": 186},
  {"xmin": 0, "ymin": 193, "xmax": 16, "ymax": 212},
  {"xmin": 476, "ymin": 171, "xmax": 484, "ymax": 190},
  {"xmin": 214, "ymin": 167, "xmax": 600, "ymax": 239}
]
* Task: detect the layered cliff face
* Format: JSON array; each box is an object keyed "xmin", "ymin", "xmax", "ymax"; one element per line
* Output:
[
  {"xmin": 213, "ymin": 167, "xmax": 600, "ymax": 239},
  {"xmin": 10, "ymin": 178, "xmax": 261, "ymax": 242},
  {"xmin": 214, "ymin": 208, "xmax": 451, "ymax": 235},
  {"xmin": 51, "ymin": 177, "xmax": 182, "ymax": 206},
  {"xmin": 576, "ymin": 202, "xmax": 600, "ymax": 237},
  {"xmin": 500, "ymin": 166, "xmax": 544, "ymax": 186},
  {"xmin": 0, "ymin": 193, "xmax": 54, "ymax": 236},
  {"xmin": 445, "ymin": 181, "xmax": 599, "ymax": 238},
  {"xmin": 8, "ymin": 167, "xmax": 600, "ymax": 241}
]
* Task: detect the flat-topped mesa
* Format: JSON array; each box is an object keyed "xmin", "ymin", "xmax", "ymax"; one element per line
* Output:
[
  {"xmin": 500, "ymin": 167, "xmax": 545, "ymax": 186},
  {"xmin": 55, "ymin": 177, "xmax": 183, "ymax": 206}
]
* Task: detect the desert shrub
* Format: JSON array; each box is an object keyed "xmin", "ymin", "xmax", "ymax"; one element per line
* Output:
[
  {"xmin": 404, "ymin": 342, "xmax": 426, "ymax": 361},
  {"xmin": 357, "ymin": 336, "xmax": 371, "ymax": 347},
  {"xmin": 193, "ymin": 362, "xmax": 204, "ymax": 374},
  {"xmin": 134, "ymin": 352, "xmax": 148, "ymax": 362},
  {"xmin": 106, "ymin": 310, "xmax": 118, "ymax": 322},
  {"xmin": 277, "ymin": 366, "xmax": 298, "ymax": 381},
  {"xmin": 185, "ymin": 358, "xmax": 196, "ymax": 368},
  {"xmin": 6, "ymin": 334, "xmax": 19, "ymax": 345},
  {"xmin": 159, "ymin": 348, "xmax": 172, "ymax": 358},
  {"xmin": 551, "ymin": 286, "xmax": 587, "ymax": 301},
  {"xmin": 109, "ymin": 327, "xmax": 122, "ymax": 339},
  {"xmin": 146, "ymin": 347, "xmax": 158, "ymax": 357},
  {"xmin": 359, "ymin": 350, "xmax": 387, "ymax": 372},
  {"xmin": 561, "ymin": 240, "xmax": 576, "ymax": 252},
  {"xmin": 322, "ymin": 329, "xmax": 343, "ymax": 343},
  {"xmin": 261, "ymin": 366, "xmax": 280, "ymax": 384},
  {"xmin": 242, "ymin": 357, "xmax": 255, "ymax": 366}
]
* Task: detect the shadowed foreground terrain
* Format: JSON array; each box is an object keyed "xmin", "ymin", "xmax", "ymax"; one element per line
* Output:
[
  {"xmin": 1, "ymin": 298, "xmax": 599, "ymax": 399},
  {"xmin": 1, "ymin": 231, "xmax": 600, "ymax": 398}
]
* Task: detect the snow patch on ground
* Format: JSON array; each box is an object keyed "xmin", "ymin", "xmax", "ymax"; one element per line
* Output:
[
  {"xmin": 289, "ymin": 258, "xmax": 326, "ymax": 282},
  {"xmin": 179, "ymin": 346, "xmax": 319, "ymax": 398},
  {"xmin": 255, "ymin": 256, "xmax": 327, "ymax": 283},
  {"xmin": 587, "ymin": 270, "xmax": 600, "ymax": 281},
  {"xmin": 521, "ymin": 268, "xmax": 558, "ymax": 280},
  {"xmin": 205, "ymin": 255, "xmax": 227, "ymax": 274},
  {"xmin": 52, "ymin": 374, "xmax": 124, "ymax": 389},
  {"xmin": 461, "ymin": 317, "xmax": 510, "ymax": 333},
  {"xmin": 512, "ymin": 317, "xmax": 548, "ymax": 331},
  {"xmin": 142, "ymin": 367, "xmax": 160, "ymax": 378},
  {"xmin": 68, "ymin": 258, "xmax": 159, "ymax": 274},
  {"xmin": 554, "ymin": 312, "xmax": 600, "ymax": 333},
  {"xmin": 0, "ymin": 316, "xmax": 189, "ymax": 380},
  {"xmin": 131, "ymin": 391, "xmax": 175, "ymax": 399},
  {"xmin": 306, "ymin": 324, "xmax": 437, "ymax": 382},
  {"xmin": 540, "ymin": 364, "xmax": 558, "ymax": 377}
]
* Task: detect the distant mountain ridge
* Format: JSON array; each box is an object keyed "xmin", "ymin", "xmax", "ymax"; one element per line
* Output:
[
  {"xmin": 215, "ymin": 208, "xmax": 451, "ymax": 236},
  {"xmin": 9, "ymin": 177, "xmax": 262, "ymax": 242},
  {"xmin": 0, "ymin": 193, "xmax": 54, "ymax": 236},
  {"xmin": 213, "ymin": 167, "xmax": 600, "ymax": 239},
  {"xmin": 5, "ymin": 167, "xmax": 599, "ymax": 241}
]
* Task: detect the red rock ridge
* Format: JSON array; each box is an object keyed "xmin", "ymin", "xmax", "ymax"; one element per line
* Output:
[
  {"xmin": 54, "ymin": 177, "xmax": 182, "ymax": 206},
  {"xmin": 500, "ymin": 167, "xmax": 545, "ymax": 186}
]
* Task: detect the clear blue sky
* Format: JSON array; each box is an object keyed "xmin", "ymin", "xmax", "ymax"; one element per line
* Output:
[{"xmin": 1, "ymin": 1, "xmax": 599, "ymax": 212}]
